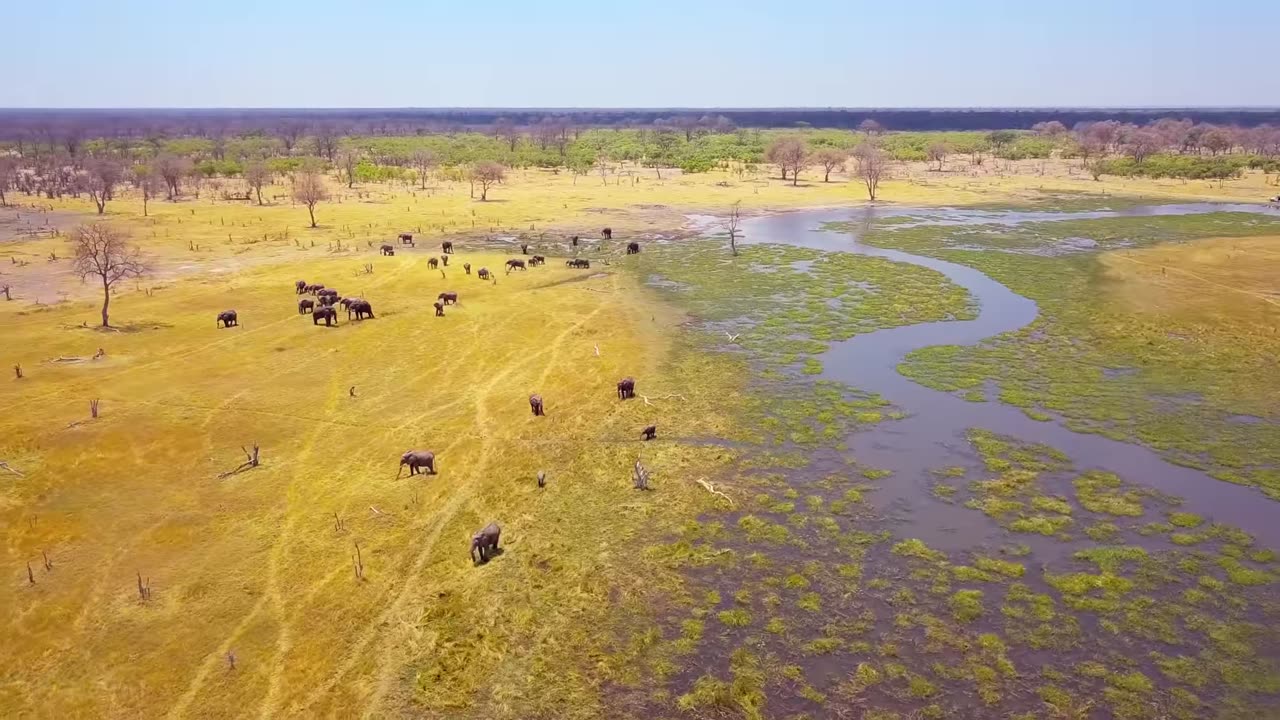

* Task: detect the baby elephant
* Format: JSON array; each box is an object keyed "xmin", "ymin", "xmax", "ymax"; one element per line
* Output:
[
  {"xmin": 399, "ymin": 449, "xmax": 436, "ymax": 477},
  {"xmin": 312, "ymin": 306, "xmax": 337, "ymax": 326},
  {"xmin": 471, "ymin": 522, "xmax": 501, "ymax": 564},
  {"xmin": 642, "ymin": 425, "xmax": 657, "ymax": 441},
  {"xmin": 617, "ymin": 377, "xmax": 636, "ymax": 400},
  {"xmin": 217, "ymin": 310, "xmax": 238, "ymax": 328},
  {"xmin": 298, "ymin": 298, "xmax": 315, "ymax": 314},
  {"xmin": 464, "ymin": 262, "xmax": 472, "ymax": 275},
  {"xmin": 529, "ymin": 394, "xmax": 544, "ymax": 416},
  {"xmin": 434, "ymin": 301, "xmax": 445, "ymax": 317}
]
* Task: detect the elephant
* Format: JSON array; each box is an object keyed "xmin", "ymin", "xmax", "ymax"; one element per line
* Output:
[
  {"xmin": 319, "ymin": 294, "xmax": 338, "ymax": 306},
  {"xmin": 464, "ymin": 263, "xmax": 472, "ymax": 275},
  {"xmin": 530, "ymin": 255, "xmax": 546, "ymax": 266},
  {"xmin": 438, "ymin": 292, "xmax": 458, "ymax": 305},
  {"xmin": 477, "ymin": 268, "xmax": 491, "ymax": 280},
  {"xmin": 348, "ymin": 299, "xmax": 374, "ymax": 320},
  {"xmin": 309, "ymin": 283, "xmax": 326, "ymax": 295},
  {"xmin": 434, "ymin": 301, "xmax": 445, "ymax": 317},
  {"xmin": 380, "ymin": 244, "xmax": 395, "ymax": 256},
  {"xmin": 520, "ymin": 243, "xmax": 529, "ymax": 255},
  {"xmin": 506, "ymin": 259, "xmax": 526, "ymax": 273},
  {"xmin": 537, "ymin": 470, "xmax": 546, "ymax": 488},
  {"xmin": 399, "ymin": 449, "xmax": 436, "ymax": 477},
  {"xmin": 470, "ymin": 522, "xmax": 501, "ymax": 564},
  {"xmin": 318, "ymin": 288, "xmax": 338, "ymax": 298},
  {"xmin": 298, "ymin": 298, "xmax": 315, "ymax": 314},
  {"xmin": 567, "ymin": 259, "xmax": 590, "ymax": 269},
  {"xmin": 626, "ymin": 242, "xmax": 640, "ymax": 255},
  {"xmin": 428, "ymin": 257, "xmax": 439, "ymax": 269},
  {"xmin": 642, "ymin": 425, "xmax": 657, "ymax": 441},
  {"xmin": 617, "ymin": 377, "xmax": 635, "ymax": 400},
  {"xmin": 442, "ymin": 241, "xmax": 454, "ymax": 254},
  {"xmin": 399, "ymin": 232, "xmax": 414, "ymax": 244},
  {"xmin": 602, "ymin": 227, "xmax": 612, "ymax": 240},
  {"xmin": 339, "ymin": 297, "xmax": 355, "ymax": 309},
  {"xmin": 312, "ymin": 306, "xmax": 337, "ymax": 326},
  {"xmin": 295, "ymin": 279, "xmax": 307, "ymax": 294},
  {"xmin": 571, "ymin": 235, "xmax": 579, "ymax": 247},
  {"xmin": 529, "ymin": 394, "xmax": 544, "ymax": 416},
  {"xmin": 217, "ymin": 310, "xmax": 238, "ymax": 328}
]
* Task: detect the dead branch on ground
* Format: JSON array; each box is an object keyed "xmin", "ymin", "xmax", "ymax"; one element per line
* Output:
[{"xmin": 694, "ymin": 477, "xmax": 734, "ymax": 506}]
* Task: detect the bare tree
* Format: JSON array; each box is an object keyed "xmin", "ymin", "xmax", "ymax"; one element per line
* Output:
[
  {"xmin": 595, "ymin": 155, "xmax": 610, "ymax": 185},
  {"xmin": 811, "ymin": 148, "xmax": 846, "ymax": 182},
  {"xmin": 1123, "ymin": 129, "xmax": 1163, "ymax": 164},
  {"xmin": 313, "ymin": 128, "xmax": 338, "ymax": 161},
  {"xmin": 84, "ymin": 157, "xmax": 123, "ymax": 215},
  {"xmin": 244, "ymin": 161, "xmax": 271, "ymax": 205},
  {"xmin": 70, "ymin": 224, "xmax": 147, "ymax": 327},
  {"xmin": 130, "ymin": 164, "xmax": 161, "ymax": 216},
  {"xmin": 0, "ymin": 155, "xmax": 15, "ymax": 206},
  {"xmin": 337, "ymin": 150, "xmax": 359, "ymax": 188},
  {"xmin": 853, "ymin": 143, "xmax": 889, "ymax": 201},
  {"xmin": 471, "ymin": 161, "xmax": 505, "ymax": 201},
  {"xmin": 926, "ymin": 142, "xmax": 948, "ymax": 171},
  {"xmin": 858, "ymin": 118, "xmax": 884, "ymax": 136},
  {"xmin": 410, "ymin": 150, "xmax": 437, "ymax": 189},
  {"xmin": 1031, "ymin": 120, "xmax": 1068, "ymax": 137},
  {"xmin": 292, "ymin": 171, "xmax": 329, "ymax": 228},
  {"xmin": 154, "ymin": 154, "xmax": 191, "ymax": 200},
  {"xmin": 279, "ymin": 122, "xmax": 305, "ymax": 153},
  {"xmin": 765, "ymin": 137, "xmax": 809, "ymax": 185},
  {"xmin": 1201, "ymin": 127, "xmax": 1234, "ymax": 156},
  {"xmin": 494, "ymin": 118, "xmax": 520, "ymax": 152},
  {"xmin": 726, "ymin": 200, "xmax": 742, "ymax": 256}
]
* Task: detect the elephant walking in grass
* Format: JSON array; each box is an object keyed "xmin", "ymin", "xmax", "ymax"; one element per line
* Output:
[
  {"xmin": 217, "ymin": 310, "xmax": 238, "ymax": 328},
  {"xmin": 348, "ymin": 299, "xmax": 374, "ymax": 320},
  {"xmin": 298, "ymin": 298, "xmax": 315, "ymax": 314},
  {"xmin": 471, "ymin": 522, "xmax": 501, "ymax": 564},
  {"xmin": 642, "ymin": 425, "xmax": 657, "ymax": 441},
  {"xmin": 529, "ymin": 394, "xmax": 544, "ymax": 416},
  {"xmin": 617, "ymin": 377, "xmax": 635, "ymax": 400},
  {"xmin": 312, "ymin": 306, "xmax": 338, "ymax": 326},
  {"xmin": 434, "ymin": 301, "xmax": 445, "ymax": 317},
  {"xmin": 295, "ymin": 279, "xmax": 307, "ymax": 294},
  {"xmin": 438, "ymin": 292, "xmax": 458, "ymax": 305},
  {"xmin": 399, "ymin": 450, "xmax": 436, "ymax": 477}
]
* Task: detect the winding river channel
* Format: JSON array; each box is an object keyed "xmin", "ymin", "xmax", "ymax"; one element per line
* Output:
[{"xmin": 735, "ymin": 204, "xmax": 1280, "ymax": 549}]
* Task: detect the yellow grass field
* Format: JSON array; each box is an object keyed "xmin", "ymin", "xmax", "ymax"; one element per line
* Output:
[{"xmin": 1, "ymin": 163, "xmax": 1277, "ymax": 718}]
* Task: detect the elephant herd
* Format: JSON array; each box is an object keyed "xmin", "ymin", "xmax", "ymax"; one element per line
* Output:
[{"xmin": 290, "ymin": 281, "xmax": 375, "ymax": 326}]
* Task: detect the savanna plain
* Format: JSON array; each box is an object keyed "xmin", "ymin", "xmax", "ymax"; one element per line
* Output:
[{"xmin": 3, "ymin": 121, "xmax": 1280, "ymax": 719}]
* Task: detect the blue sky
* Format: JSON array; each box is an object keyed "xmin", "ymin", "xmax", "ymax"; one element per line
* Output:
[{"xmin": 4, "ymin": 0, "xmax": 1278, "ymax": 108}]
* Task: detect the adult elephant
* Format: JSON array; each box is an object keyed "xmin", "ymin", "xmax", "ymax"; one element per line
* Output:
[
  {"xmin": 295, "ymin": 279, "xmax": 307, "ymax": 294},
  {"xmin": 506, "ymin": 259, "xmax": 526, "ymax": 273},
  {"xmin": 428, "ymin": 258, "xmax": 439, "ymax": 270},
  {"xmin": 477, "ymin": 268, "xmax": 490, "ymax": 280},
  {"xmin": 438, "ymin": 292, "xmax": 458, "ymax": 305},
  {"xmin": 617, "ymin": 377, "xmax": 635, "ymax": 400},
  {"xmin": 380, "ymin": 244, "xmax": 395, "ymax": 256},
  {"xmin": 399, "ymin": 450, "xmax": 436, "ymax": 476},
  {"xmin": 471, "ymin": 522, "xmax": 501, "ymax": 564},
  {"xmin": 348, "ymin": 299, "xmax": 374, "ymax": 320},
  {"xmin": 602, "ymin": 227, "xmax": 612, "ymax": 240},
  {"xmin": 464, "ymin": 263, "xmax": 472, "ymax": 275},
  {"xmin": 433, "ymin": 301, "xmax": 445, "ymax": 317},
  {"xmin": 312, "ymin": 306, "xmax": 338, "ymax": 326},
  {"xmin": 216, "ymin": 310, "xmax": 238, "ymax": 328},
  {"xmin": 529, "ymin": 394, "xmax": 544, "ymax": 416},
  {"xmin": 442, "ymin": 241, "xmax": 454, "ymax": 254},
  {"xmin": 298, "ymin": 298, "xmax": 315, "ymax": 314},
  {"xmin": 626, "ymin": 242, "xmax": 640, "ymax": 255}
]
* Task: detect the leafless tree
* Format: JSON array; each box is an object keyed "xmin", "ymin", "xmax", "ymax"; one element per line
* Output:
[
  {"xmin": 1031, "ymin": 121, "xmax": 1068, "ymax": 137},
  {"xmin": 765, "ymin": 137, "xmax": 809, "ymax": 185},
  {"xmin": 1201, "ymin": 127, "xmax": 1234, "ymax": 156},
  {"xmin": 154, "ymin": 154, "xmax": 191, "ymax": 200},
  {"xmin": 313, "ymin": 127, "xmax": 338, "ymax": 161},
  {"xmin": 926, "ymin": 142, "xmax": 948, "ymax": 171},
  {"xmin": 595, "ymin": 155, "xmax": 610, "ymax": 185},
  {"xmin": 338, "ymin": 150, "xmax": 358, "ymax": 188},
  {"xmin": 130, "ymin": 164, "xmax": 161, "ymax": 216},
  {"xmin": 244, "ymin": 161, "xmax": 271, "ymax": 205},
  {"xmin": 1122, "ymin": 129, "xmax": 1163, "ymax": 164},
  {"xmin": 0, "ymin": 155, "xmax": 15, "ymax": 206},
  {"xmin": 411, "ymin": 150, "xmax": 437, "ymax": 189},
  {"xmin": 811, "ymin": 148, "xmax": 846, "ymax": 182},
  {"xmin": 471, "ymin": 161, "xmax": 505, "ymax": 201},
  {"xmin": 858, "ymin": 119, "xmax": 884, "ymax": 136},
  {"xmin": 292, "ymin": 171, "xmax": 329, "ymax": 228},
  {"xmin": 279, "ymin": 122, "xmax": 305, "ymax": 153},
  {"xmin": 494, "ymin": 118, "xmax": 520, "ymax": 152},
  {"xmin": 84, "ymin": 157, "xmax": 123, "ymax": 215},
  {"xmin": 853, "ymin": 142, "xmax": 889, "ymax": 201},
  {"xmin": 70, "ymin": 224, "xmax": 147, "ymax": 327},
  {"xmin": 726, "ymin": 200, "xmax": 742, "ymax": 256}
]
